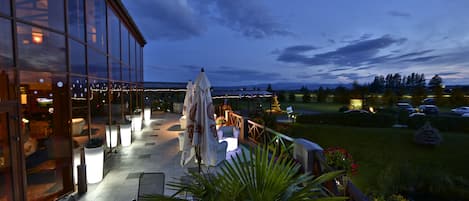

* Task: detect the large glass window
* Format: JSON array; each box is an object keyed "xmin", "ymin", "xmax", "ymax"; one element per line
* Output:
[
  {"xmin": 122, "ymin": 65, "xmax": 130, "ymax": 82},
  {"xmin": 15, "ymin": 0, "xmax": 64, "ymax": 32},
  {"xmin": 16, "ymin": 23, "xmax": 66, "ymax": 72},
  {"xmin": 0, "ymin": 18, "xmax": 13, "ymax": 68},
  {"xmin": 129, "ymin": 37, "xmax": 135, "ymax": 69},
  {"xmin": 110, "ymin": 58, "xmax": 120, "ymax": 81},
  {"xmin": 86, "ymin": 0, "xmax": 106, "ymax": 51},
  {"xmin": 87, "ymin": 48, "xmax": 107, "ymax": 78},
  {"xmin": 0, "ymin": 0, "xmax": 10, "ymax": 15},
  {"xmin": 69, "ymin": 39, "xmax": 86, "ymax": 75},
  {"xmin": 19, "ymin": 71, "xmax": 73, "ymax": 200},
  {"xmin": 68, "ymin": 0, "xmax": 85, "ymax": 41},
  {"xmin": 121, "ymin": 26, "xmax": 129, "ymax": 65},
  {"xmin": 89, "ymin": 78, "xmax": 108, "ymax": 149},
  {"xmin": 107, "ymin": 7, "xmax": 120, "ymax": 59}
]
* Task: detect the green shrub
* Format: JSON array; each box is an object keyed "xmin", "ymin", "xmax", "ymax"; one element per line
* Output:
[
  {"xmin": 407, "ymin": 115, "xmax": 469, "ymax": 133},
  {"xmin": 296, "ymin": 112, "xmax": 395, "ymax": 128}
]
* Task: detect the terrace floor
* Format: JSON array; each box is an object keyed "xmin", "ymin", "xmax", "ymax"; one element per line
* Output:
[{"xmin": 75, "ymin": 111, "xmax": 238, "ymax": 201}]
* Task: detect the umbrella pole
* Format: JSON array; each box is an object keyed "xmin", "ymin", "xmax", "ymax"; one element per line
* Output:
[{"xmin": 196, "ymin": 145, "xmax": 201, "ymax": 173}]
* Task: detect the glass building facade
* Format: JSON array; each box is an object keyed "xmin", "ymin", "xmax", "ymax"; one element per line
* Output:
[{"xmin": 0, "ymin": 0, "xmax": 145, "ymax": 200}]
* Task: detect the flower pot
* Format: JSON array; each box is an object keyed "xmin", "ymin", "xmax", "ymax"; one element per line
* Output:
[
  {"xmin": 144, "ymin": 108, "xmax": 151, "ymax": 121},
  {"xmin": 105, "ymin": 124, "xmax": 118, "ymax": 148},
  {"xmin": 84, "ymin": 139, "xmax": 104, "ymax": 184},
  {"xmin": 120, "ymin": 123, "xmax": 132, "ymax": 147},
  {"xmin": 132, "ymin": 114, "xmax": 142, "ymax": 132}
]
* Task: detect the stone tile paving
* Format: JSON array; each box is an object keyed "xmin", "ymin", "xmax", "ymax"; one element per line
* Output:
[{"xmin": 76, "ymin": 112, "xmax": 195, "ymax": 201}]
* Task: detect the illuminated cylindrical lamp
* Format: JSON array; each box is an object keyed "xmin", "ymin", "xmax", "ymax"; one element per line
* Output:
[
  {"xmin": 132, "ymin": 114, "xmax": 142, "ymax": 132},
  {"xmin": 84, "ymin": 146, "xmax": 103, "ymax": 184},
  {"xmin": 120, "ymin": 123, "xmax": 132, "ymax": 147},
  {"xmin": 144, "ymin": 108, "xmax": 151, "ymax": 121},
  {"xmin": 105, "ymin": 125, "xmax": 118, "ymax": 148}
]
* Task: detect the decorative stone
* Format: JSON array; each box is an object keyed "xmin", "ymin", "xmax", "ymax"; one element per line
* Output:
[{"xmin": 414, "ymin": 121, "xmax": 442, "ymax": 146}]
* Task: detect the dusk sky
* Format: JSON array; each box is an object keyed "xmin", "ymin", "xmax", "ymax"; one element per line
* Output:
[{"xmin": 122, "ymin": 0, "xmax": 469, "ymax": 87}]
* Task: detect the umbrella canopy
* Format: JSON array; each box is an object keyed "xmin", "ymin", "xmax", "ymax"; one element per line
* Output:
[
  {"xmin": 182, "ymin": 81, "xmax": 193, "ymax": 117},
  {"xmin": 184, "ymin": 69, "xmax": 219, "ymax": 167},
  {"xmin": 181, "ymin": 81, "xmax": 195, "ymax": 166}
]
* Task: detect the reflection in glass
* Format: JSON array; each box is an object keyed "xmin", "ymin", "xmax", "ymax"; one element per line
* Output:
[
  {"xmin": 0, "ymin": 0, "xmax": 10, "ymax": 15},
  {"xmin": 108, "ymin": 7, "xmax": 120, "ymax": 59},
  {"xmin": 86, "ymin": 0, "xmax": 107, "ymax": 51},
  {"xmin": 70, "ymin": 39, "xmax": 86, "ymax": 75},
  {"xmin": 0, "ymin": 18, "xmax": 14, "ymax": 68},
  {"xmin": 87, "ymin": 48, "xmax": 107, "ymax": 78},
  {"xmin": 17, "ymin": 23, "xmax": 66, "ymax": 72},
  {"xmin": 89, "ymin": 78, "xmax": 109, "ymax": 150},
  {"xmin": 68, "ymin": 0, "xmax": 85, "ymax": 41},
  {"xmin": 15, "ymin": 0, "xmax": 64, "ymax": 31},
  {"xmin": 122, "ymin": 66, "xmax": 130, "ymax": 82},
  {"xmin": 110, "ymin": 58, "xmax": 120, "ymax": 81},
  {"xmin": 19, "ymin": 71, "xmax": 72, "ymax": 200},
  {"xmin": 121, "ymin": 26, "xmax": 129, "ymax": 65}
]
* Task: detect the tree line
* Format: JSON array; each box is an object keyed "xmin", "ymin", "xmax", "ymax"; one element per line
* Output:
[{"xmin": 273, "ymin": 73, "xmax": 468, "ymax": 107}]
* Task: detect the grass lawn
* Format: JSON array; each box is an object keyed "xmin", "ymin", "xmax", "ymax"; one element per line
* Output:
[
  {"xmin": 282, "ymin": 102, "xmax": 343, "ymax": 113},
  {"xmin": 288, "ymin": 124, "xmax": 469, "ymax": 198}
]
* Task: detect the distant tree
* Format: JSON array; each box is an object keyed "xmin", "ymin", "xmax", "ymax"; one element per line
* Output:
[
  {"xmin": 428, "ymin": 74, "xmax": 443, "ymax": 90},
  {"xmin": 266, "ymin": 84, "xmax": 273, "ymax": 92},
  {"xmin": 369, "ymin": 75, "xmax": 385, "ymax": 93},
  {"xmin": 411, "ymin": 86, "xmax": 426, "ymax": 106},
  {"xmin": 288, "ymin": 92, "xmax": 296, "ymax": 102},
  {"xmin": 382, "ymin": 88, "xmax": 397, "ymax": 106},
  {"xmin": 450, "ymin": 88, "xmax": 467, "ymax": 106},
  {"xmin": 429, "ymin": 74, "xmax": 444, "ymax": 105},
  {"xmin": 277, "ymin": 91, "xmax": 286, "ymax": 102},
  {"xmin": 316, "ymin": 86, "xmax": 327, "ymax": 103},
  {"xmin": 333, "ymin": 86, "xmax": 350, "ymax": 104},
  {"xmin": 301, "ymin": 86, "xmax": 311, "ymax": 103}
]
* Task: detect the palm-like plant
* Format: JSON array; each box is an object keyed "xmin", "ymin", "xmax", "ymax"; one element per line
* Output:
[{"xmin": 142, "ymin": 146, "xmax": 347, "ymax": 201}]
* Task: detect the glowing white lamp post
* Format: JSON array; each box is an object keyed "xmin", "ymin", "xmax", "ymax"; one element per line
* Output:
[
  {"xmin": 132, "ymin": 114, "xmax": 142, "ymax": 132},
  {"xmin": 144, "ymin": 108, "xmax": 151, "ymax": 121},
  {"xmin": 120, "ymin": 123, "xmax": 132, "ymax": 147},
  {"xmin": 84, "ymin": 139, "xmax": 104, "ymax": 184},
  {"xmin": 105, "ymin": 124, "xmax": 118, "ymax": 148}
]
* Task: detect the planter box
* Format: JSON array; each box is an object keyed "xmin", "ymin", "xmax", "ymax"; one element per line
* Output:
[
  {"xmin": 105, "ymin": 125, "xmax": 118, "ymax": 148},
  {"xmin": 84, "ymin": 146, "xmax": 103, "ymax": 184},
  {"xmin": 120, "ymin": 123, "xmax": 132, "ymax": 147}
]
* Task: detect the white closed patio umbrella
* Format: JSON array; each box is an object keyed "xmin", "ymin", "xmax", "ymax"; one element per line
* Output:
[
  {"xmin": 185, "ymin": 68, "xmax": 219, "ymax": 171},
  {"xmin": 180, "ymin": 81, "xmax": 195, "ymax": 166}
]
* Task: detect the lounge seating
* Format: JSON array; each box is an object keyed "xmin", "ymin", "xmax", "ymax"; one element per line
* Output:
[
  {"xmin": 214, "ymin": 141, "xmax": 228, "ymax": 166},
  {"xmin": 217, "ymin": 126, "xmax": 240, "ymax": 152},
  {"xmin": 72, "ymin": 118, "xmax": 85, "ymax": 136}
]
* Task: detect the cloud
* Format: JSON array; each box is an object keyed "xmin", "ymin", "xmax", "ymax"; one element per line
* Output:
[
  {"xmin": 402, "ymin": 56, "xmax": 440, "ymax": 63},
  {"xmin": 388, "ymin": 10, "xmax": 411, "ymax": 18},
  {"xmin": 285, "ymin": 45, "xmax": 318, "ymax": 53},
  {"xmin": 438, "ymin": 72, "xmax": 459, "ymax": 76},
  {"xmin": 122, "ymin": 0, "xmax": 205, "ymax": 40},
  {"xmin": 201, "ymin": 0, "xmax": 292, "ymax": 38},
  {"xmin": 210, "ymin": 66, "xmax": 282, "ymax": 82},
  {"xmin": 278, "ymin": 35, "xmax": 407, "ymax": 66}
]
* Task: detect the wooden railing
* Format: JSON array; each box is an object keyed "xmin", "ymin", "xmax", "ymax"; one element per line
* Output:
[
  {"xmin": 225, "ymin": 110, "xmax": 369, "ymax": 201},
  {"xmin": 246, "ymin": 119, "xmax": 295, "ymax": 156}
]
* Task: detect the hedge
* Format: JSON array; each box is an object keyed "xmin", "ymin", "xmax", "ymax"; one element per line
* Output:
[
  {"xmin": 296, "ymin": 112, "xmax": 395, "ymax": 128},
  {"xmin": 407, "ymin": 115, "xmax": 469, "ymax": 133}
]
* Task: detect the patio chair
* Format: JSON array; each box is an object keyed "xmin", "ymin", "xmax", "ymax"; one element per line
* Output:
[{"xmin": 137, "ymin": 172, "xmax": 165, "ymax": 201}]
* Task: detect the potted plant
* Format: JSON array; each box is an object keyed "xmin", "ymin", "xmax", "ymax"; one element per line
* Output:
[
  {"xmin": 84, "ymin": 138, "xmax": 104, "ymax": 184},
  {"xmin": 141, "ymin": 146, "xmax": 347, "ymax": 201},
  {"xmin": 105, "ymin": 121, "xmax": 118, "ymax": 148},
  {"xmin": 120, "ymin": 119, "xmax": 132, "ymax": 147}
]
